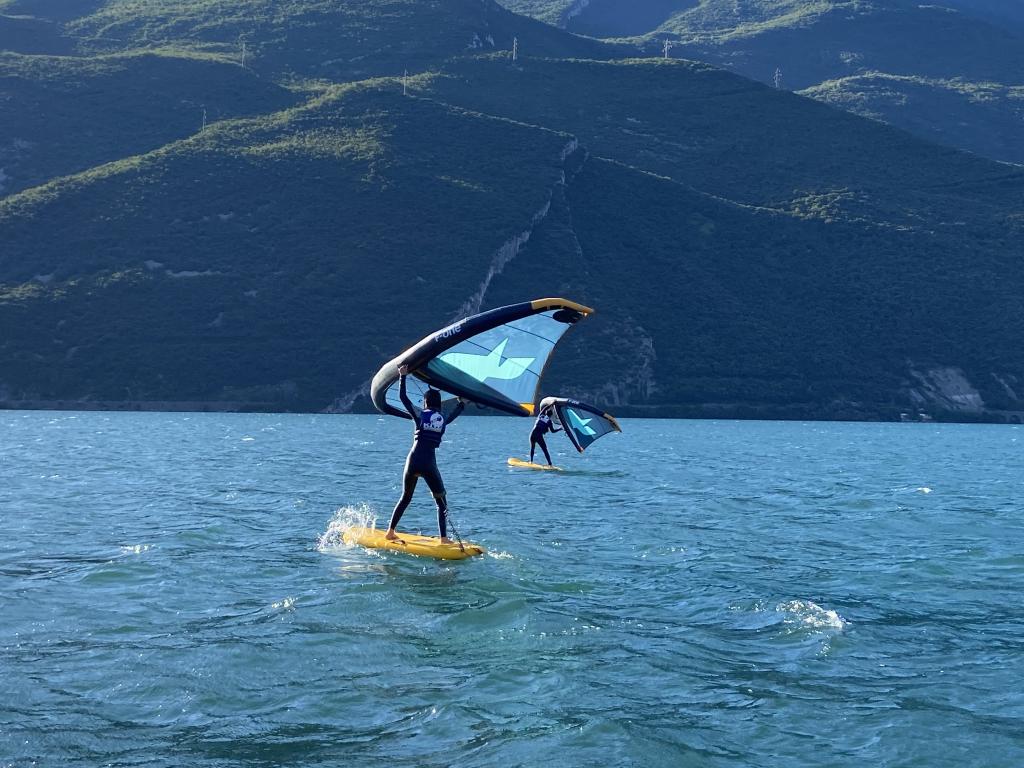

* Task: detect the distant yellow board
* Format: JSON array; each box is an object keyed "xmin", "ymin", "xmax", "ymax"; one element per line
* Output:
[
  {"xmin": 343, "ymin": 526, "xmax": 484, "ymax": 560},
  {"xmin": 507, "ymin": 457, "xmax": 563, "ymax": 471}
]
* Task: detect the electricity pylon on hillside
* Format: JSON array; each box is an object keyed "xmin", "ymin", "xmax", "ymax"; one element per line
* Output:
[
  {"xmin": 663, "ymin": 40, "xmax": 673, "ymax": 59},
  {"xmin": 774, "ymin": 67, "xmax": 783, "ymax": 89},
  {"xmin": 512, "ymin": 37, "xmax": 518, "ymax": 63}
]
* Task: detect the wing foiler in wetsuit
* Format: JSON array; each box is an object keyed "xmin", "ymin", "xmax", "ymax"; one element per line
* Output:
[
  {"xmin": 388, "ymin": 375, "xmax": 464, "ymax": 539},
  {"xmin": 529, "ymin": 406, "xmax": 560, "ymax": 465}
]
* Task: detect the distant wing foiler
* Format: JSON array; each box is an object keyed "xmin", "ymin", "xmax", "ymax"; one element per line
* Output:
[
  {"xmin": 539, "ymin": 396, "xmax": 622, "ymax": 452},
  {"xmin": 371, "ymin": 299, "xmax": 593, "ymax": 419}
]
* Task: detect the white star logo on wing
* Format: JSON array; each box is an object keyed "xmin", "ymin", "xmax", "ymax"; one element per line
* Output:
[
  {"xmin": 440, "ymin": 339, "xmax": 534, "ymax": 382},
  {"xmin": 567, "ymin": 409, "xmax": 597, "ymax": 436}
]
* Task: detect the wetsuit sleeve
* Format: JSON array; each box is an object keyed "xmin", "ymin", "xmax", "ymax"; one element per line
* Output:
[
  {"xmin": 398, "ymin": 375, "xmax": 418, "ymax": 421},
  {"xmin": 447, "ymin": 399, "xmax": 466, "ymax": 425}
]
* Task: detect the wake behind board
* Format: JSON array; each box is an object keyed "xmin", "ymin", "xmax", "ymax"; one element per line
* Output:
[
  {"xmin": 343, "ymin": 527, "xmax": 484, "ymax": 560},
  {"xmin": 507, "ymin": 457, "xmax": 563, "ymax": 472}
]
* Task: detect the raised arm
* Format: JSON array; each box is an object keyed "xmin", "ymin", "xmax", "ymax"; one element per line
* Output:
[
  {"xmin": 447, "ymin": 398, "xmax": 466, "ymax": 425},
  {"xmin": 397, "ymin": 368, "xmax": 418, "ymax": 421},
  {"xmin": 544, "ymin": 407, "xmax": 562, "ymax": 432}
]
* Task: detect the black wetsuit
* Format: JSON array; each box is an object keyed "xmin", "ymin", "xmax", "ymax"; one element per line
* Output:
[
  {"xmin": 529, "ymin": 409, "xmax": 560, "ymax": 465},
  {"xmin": 388, "ymin": 375, "xmax": 464, "ymax": 537}
]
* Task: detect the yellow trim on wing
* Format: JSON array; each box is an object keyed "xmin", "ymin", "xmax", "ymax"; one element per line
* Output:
[
  {"xmin": 530, "ymin": 297, "xmax": 594, "ymax": 315},
  {"xmin": 521, "ymin": 403, "xmax": 536, "ymax": 415},
  {"xmin": 604, "ymin": 413, "xmax": 623, "ymax": 433}
]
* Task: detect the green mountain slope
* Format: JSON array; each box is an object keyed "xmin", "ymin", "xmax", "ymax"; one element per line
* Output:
[
  {"xmin": 0, "ymin": 0, "xmax": 616, "ymax": 195},
  {"xmin": 0, "ymin": 82, "xmax": 577, "ymax": 408},
  {"xmin": 0, "ymin": 12, "xmax": 72, "ymax": 53},
  {"xmin": 497, "ymin": 0, "xmax": 574, "ymax": 27},
  {"xmin": 652, "ymin": 0, "xmax": 1024, "ymax": 165},
  {"xmin": 565, "ymin": 0, "xmax": 696, "ymax": 38},
  {"xmin": 424, "ymin": 57, "xmax": 1024, "ymax": 225},
  {"xmin": 502, "ymin": 0, "xmax": 696, "ymax": 35},
  {"xmin": 420, "ymin": 57, "xmax": 1024, "ymax": 417},
  {"xmin": 936, "ymin": 0, "xmax": 1024, "ymax": 31},
  {"xmin": 2, "ymin": 0, "xmax": 1023, "ymax": 421},
  {"xmin": 0, "ymin": 51, "xmax": 298, "ymax": 195},
  {"xmin": 498, "ymin": 0, "xmax": 1024, "ymax": 165},
  {"xmin": 803, "ymin": 74, "xmax": 1024, "ymax": 167},
  {"xmin": 0, "ymin": 1, "xmax": 106, "ymax": 23},
  {"xmin": 484, "ymin": 155, "xmax": 1024, "ymax": 417},
  {"xmin": 5, "ymin": 0, "xmax": 617, "ymax": 80},
  {"xmin": 652, "ymin": 1, "xmax": 1024, "ymax": 89}
]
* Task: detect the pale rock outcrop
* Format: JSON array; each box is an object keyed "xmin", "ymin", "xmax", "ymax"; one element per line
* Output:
[{"xmin": 907, "ymin": 366, "xmax": 984, "ymax": 412}]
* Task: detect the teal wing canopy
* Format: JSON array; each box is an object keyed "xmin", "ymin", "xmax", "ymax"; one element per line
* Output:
[
  {"xmin": 371, "ymin": 299, "xmax": 593, "ymax": 419},
  {"xmin": 539, "ymin": 396, "xmax": 622, "ymax": 452}
]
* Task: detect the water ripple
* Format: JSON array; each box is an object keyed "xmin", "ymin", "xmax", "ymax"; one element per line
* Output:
[{"xmin": 2, "ymin": 413, "xmax": 1024, "ymax": 766}]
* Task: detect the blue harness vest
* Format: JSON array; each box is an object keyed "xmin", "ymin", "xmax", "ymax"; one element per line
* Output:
[
  {"xmin": 532, "ymin": 413, "xmax": 553, "ymax": 436},
  {"xmin": 414, "ymin": 409, "xmax": 446, "ymax": 449}
]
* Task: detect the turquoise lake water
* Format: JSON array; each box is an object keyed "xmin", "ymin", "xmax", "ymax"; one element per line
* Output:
[{"xmin": 2, "ymin": 411, "xmax": 1023, "ymax": 767}]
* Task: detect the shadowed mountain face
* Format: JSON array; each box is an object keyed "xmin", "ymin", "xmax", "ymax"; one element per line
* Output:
[
  {"xmin": 1, "ymin": 0, "xmax": 106, "ymax": 22},
  {"xmin": 939, "ymin": 0, "xmax": 1024, "ymax": 30},
  {"xmin": 657, "ymin": 1, "xmax": 1024, "ymax": 87},
  {"xmin": 802, "ymin": 74, "xmax": 1024, "ymax": 168},
  {"xmin": 564, "ymin": 0, "xmax": 698, "ymax": 37},
  {"xmin": 500, "ymin": 0, "xmax": 1024, "ymax": 166},
  {"xmin": 1, "ymin": 1, "xmax": 1023, "ymax": 421}
]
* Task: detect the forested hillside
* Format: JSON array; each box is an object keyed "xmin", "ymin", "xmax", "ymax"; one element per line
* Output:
[
  {"xmin": 2, "ymin": 0, "xmax": 1023, "ymax": 421},
  {"xmin": 502, "ymin": 0, "xmax": 1024, "ymax": 166}
]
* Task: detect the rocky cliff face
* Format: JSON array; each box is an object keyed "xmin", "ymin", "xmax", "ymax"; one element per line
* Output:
[
  {"xmin": 907, "ymin": 367, "xmax": 985, "ymax": 413},
  {"xmin": 904, "ymin": 366, "xmax": 1024, "ymax": 420}
]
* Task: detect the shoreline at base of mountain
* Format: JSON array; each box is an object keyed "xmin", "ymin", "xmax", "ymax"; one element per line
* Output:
[{"xmin": 3, "ymin": 399, "xmax": 1021, "ymax": 424}]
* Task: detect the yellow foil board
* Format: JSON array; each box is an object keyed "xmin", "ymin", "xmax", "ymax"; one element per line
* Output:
[
  {"xmin": 342, "ymin": 527, "xmax": 484, "ymax": 560},
  {"xmin": 507, "ymin": 457, "xmax": 563, "ymax": 471}
]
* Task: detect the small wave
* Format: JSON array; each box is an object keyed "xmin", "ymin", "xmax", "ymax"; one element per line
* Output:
[
  {"xmin": 338, "ymin": 562, "xmax": 388, "ymax": 573},
  {"xmin": 917, "ymin": 487, "xmax": 932, "ymax": 494},
  {"xmin": 487, "ymin": 550, "xmax": 514, "ymax": 560},
  {"xmin": 271, "ymin": 596, "xmax": 296, "ymax": 610},
  {"xmin": 776, "ymin": 600, "xmax": 847, "ymax": 630},
  {"xmin": 317, "ymin": 503, "xmax": 377, "ymax": 551},
  {"xmin": 120, "ymin": 544, "xmax": 152, "ymax": 555}
]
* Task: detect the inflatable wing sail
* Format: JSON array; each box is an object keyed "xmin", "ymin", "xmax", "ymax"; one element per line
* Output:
[
  {"xmin": 371, "ymin": 299, "xmax": 593, "ymax": 419},
  {"xmin": 539, "ymin": 396, "xmax": 622, "ymax": 453}
]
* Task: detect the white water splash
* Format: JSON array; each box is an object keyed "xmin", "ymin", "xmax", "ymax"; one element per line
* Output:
[
  {"xmin": 917, "ymin": 487, "xmax": 932, "ymax": 494},
  {"xmin": 317, "ymin": 503, "xmax": 377, "ymax": 551},
  {"xmin": 776, "ymin": 600, "xmax": 847, "ymax": 630},
  {"xmin": 487, "ymin": 550, "xmax": 514, "ymax": 560},
  {"xmin": 271, "ymin": 597, "xmax": 296, "ymax": 610},
  {"xmin": 120, "ymin": 544, "xmax": 152, "ymax": 555}
]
